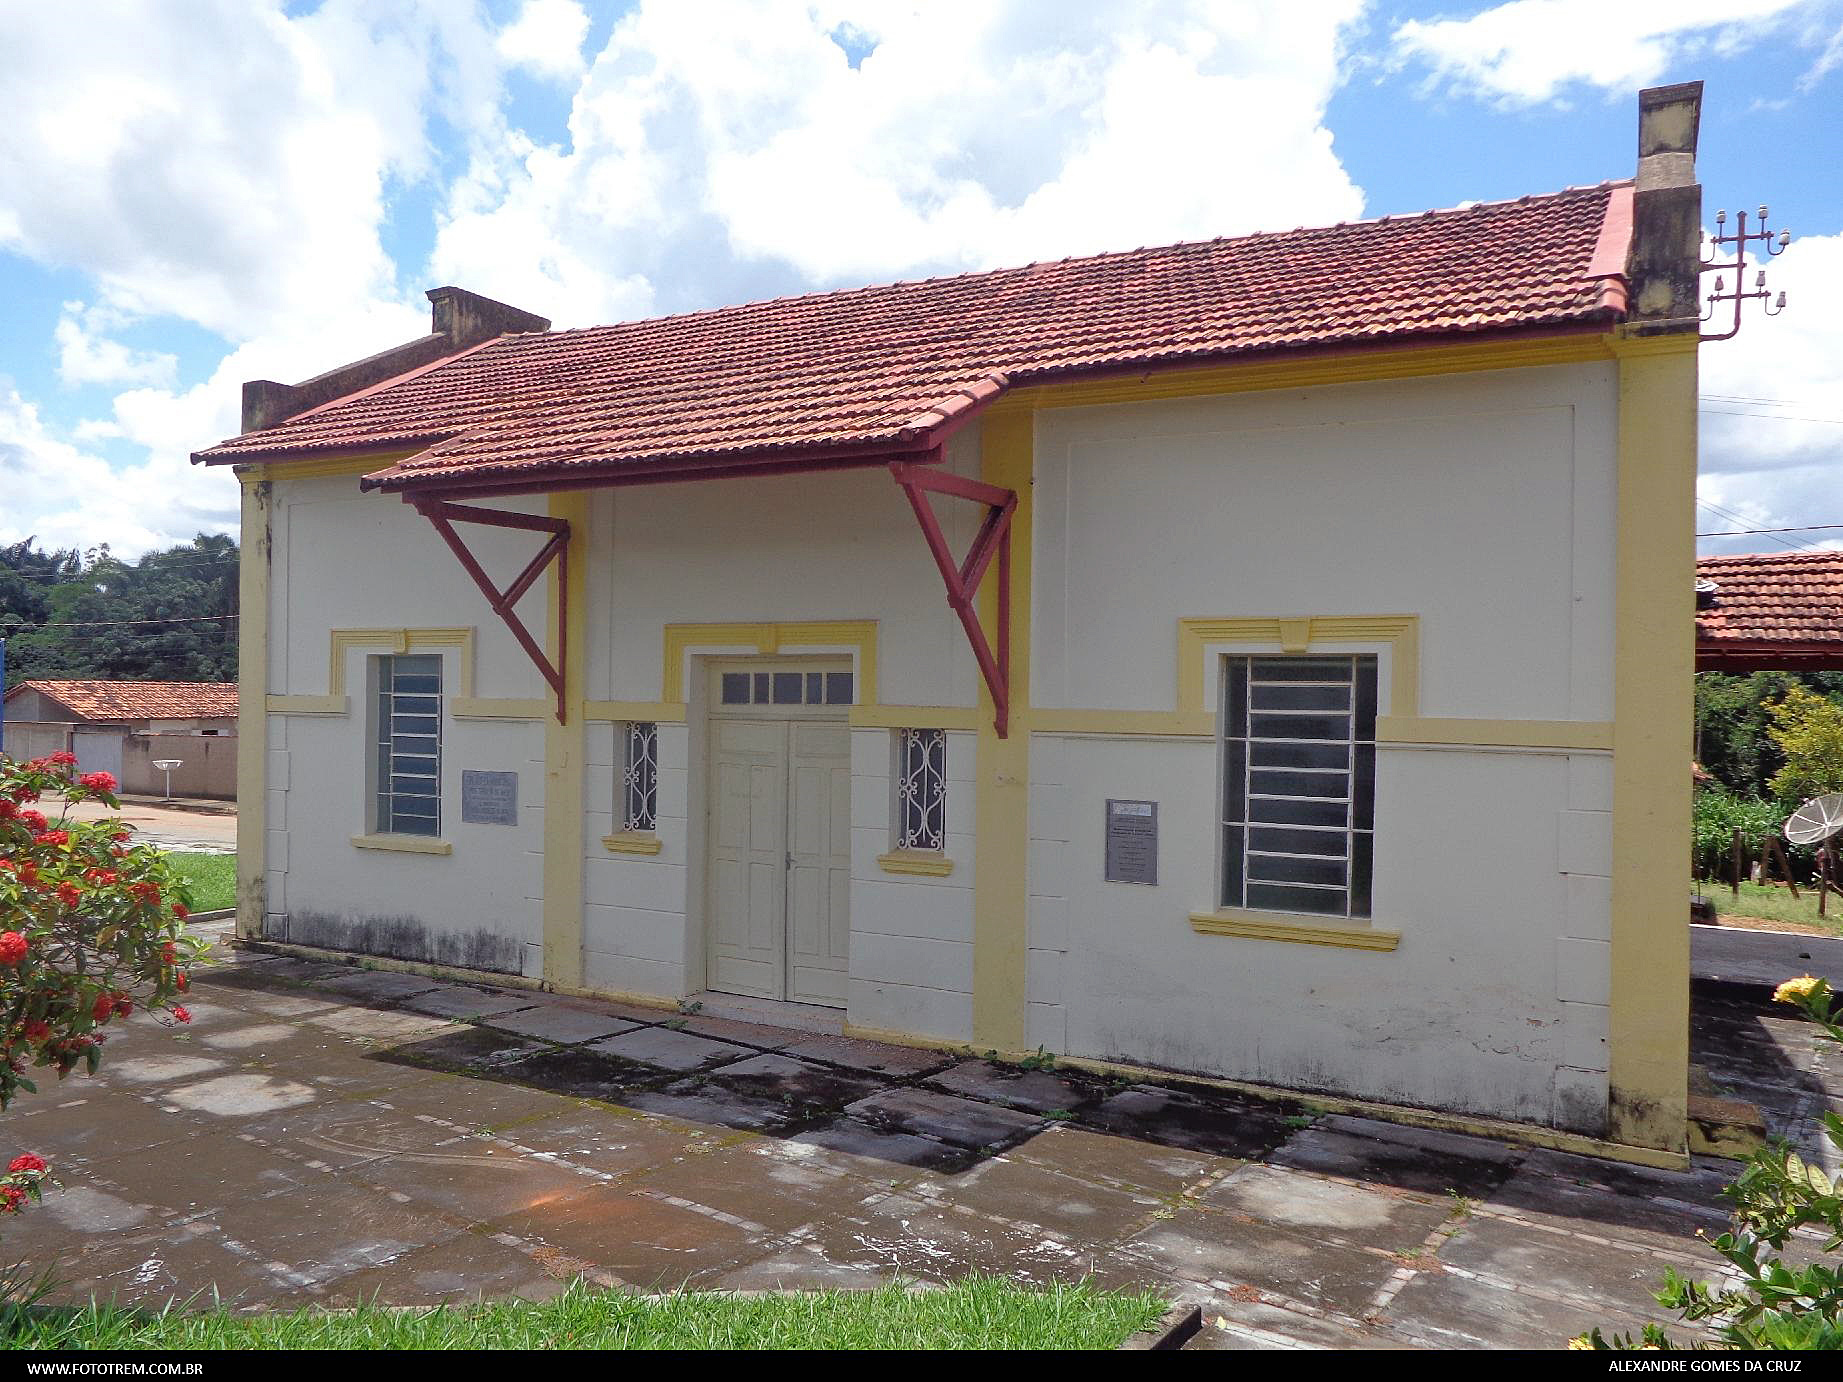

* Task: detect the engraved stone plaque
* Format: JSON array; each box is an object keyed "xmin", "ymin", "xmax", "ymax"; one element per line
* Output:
[
  {"xmin": 460, "ymin": 770, "xmax": 518, "ymax": 826},
  {"xmin": 1104, "ymin": 798, "xmax": 1158, "ymax": 885}
]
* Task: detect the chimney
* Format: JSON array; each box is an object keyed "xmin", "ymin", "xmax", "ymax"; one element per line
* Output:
[
  {"xmin": 1625, "ymin": 81, "xmax": 1704, "ymax": 330},
  {"xmin": 239, "ymin": 288, "xmax": 552, "ymax": 433}
]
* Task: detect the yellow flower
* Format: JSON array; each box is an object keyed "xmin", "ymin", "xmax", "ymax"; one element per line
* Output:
[{"xmin": 1773, "ymin": 974, "xmax": 1825, "ymax": 1006}]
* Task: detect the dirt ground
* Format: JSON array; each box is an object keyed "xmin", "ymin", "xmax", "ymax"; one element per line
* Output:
[{"xmin": 53, "ymin": 794, "xmax": 236, "ymax": 853}]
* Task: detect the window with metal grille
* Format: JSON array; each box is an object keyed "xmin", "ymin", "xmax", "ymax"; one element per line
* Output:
[
  {"xmin": 623, "ymin": 721, "xmax": 658, "ymax": 833},
  {"xmin": 896, "ymin": 728, "xmax": 946, "ymax": 852},
  {"xmin": 717, "ymin": 669, "xmax": 854, "ymax": 707},
  {"xmin": 1220, "ymin": 654, "xmax": 1376, "ymax": 918},
  {"xmin": 374, "ymin": 653, "xmax": 442, "ymax": 837}
]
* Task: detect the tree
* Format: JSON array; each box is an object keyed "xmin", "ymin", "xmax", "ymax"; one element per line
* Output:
[
  {"xmin": 1766, "ymin": 684, "xmax": 1843, "ymax": 805},
  {"xmin": 1, "ymin": 753, "xmax": 201, "ymax": 1233}
]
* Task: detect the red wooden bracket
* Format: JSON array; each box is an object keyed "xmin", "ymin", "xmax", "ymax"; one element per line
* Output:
[
  {"xmin": 410, "ymin": 497, "xmax": 572, "ymax": 722},
  {"xmin": 890, "ymin": 456, "xmax": 1017, "ymax": 737}
]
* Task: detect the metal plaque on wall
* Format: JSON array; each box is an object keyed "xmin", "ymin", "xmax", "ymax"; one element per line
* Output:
[
  {"xmin": 460, "ymin": 770, "xmax": 519, "ymax": 826},
  {"xmin": 1104, "ymin": 799, "xmax": 1158, "ymax": 885}
]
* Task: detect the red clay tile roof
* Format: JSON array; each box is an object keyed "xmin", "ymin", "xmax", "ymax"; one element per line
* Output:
[
  {"xmin": 1698, "ymin": 551, "xmax": 1843, "ymax": 649},
  {"xmin": 193, "ymin": 181, "xmax": 1634, "ymax": 494},
  {"xmin": 4, "ymin": 680, "xmax": 239, "ymax": 721}
]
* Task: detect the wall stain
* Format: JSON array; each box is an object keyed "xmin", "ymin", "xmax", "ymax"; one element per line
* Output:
[{"xmin": 270, "ymin": 910, "xmax": 523, "ymax": 975}]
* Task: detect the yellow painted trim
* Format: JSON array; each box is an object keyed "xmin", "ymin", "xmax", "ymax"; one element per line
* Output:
[
  {"xmin": 659, "ymin": 620, "xmax": 879, "ymax": 709},
  {"xmin": 350, "ymin": 833, "xmax": 452, "ymax": 856},
  {"xmin": 1031, "ymin": 709, "xmax": 1214, "ymax": 738},
  {"xmin": 848, "ymin": 704, "xmax": 983, "ymax": 732},
  {"xmin": 240, "ymin": 449, "xmax": 420, "ymax": 483},
  {"xmin": 1608, "ymin": 325, "xmax": 1696, "ymax": 1153},
  {"xmin": 1375, "ymin": 716, "xmax": 1614, "ymax": 751},
  {"xmin": 1177, "ymin": 615, "xmax": 1420, "ymax": 719},
  {"xmin": 602, "ymin": 831, "xmax": 665, "ymax": 856},
  {"xmin": 878, "ymin": 850, "xmax": 955, "ymax": 877},
  {"xmin": 452, "ymin": 696, "xmax": 550, "ymax": 721},
  {"xmin": 1189, "ymin": 910, "xmax": 1400, "ymax": 951},
  {"xmin": 985, "ymin": 332, "xmax": 1617, "ymax": 416},
  {"xmin": 584, "ymin": 700, "xmax": 687, "ymax": 724},
  {"xmin": 973, "ymin": 411, "xmax": 1033, "ymax": 1050},
  {"xmin": 329, "ymin": 627, "xmax": 475, "ymax": 698},
  {"xmin": 235, "ymin": 478, "xmax": 271, "ymax": 940},
  {"xmin": 542, "ymin": 493, "xmax": 590, "ymax": 991},
  {"xmin": 265, "ymin": 694, "xmax": 347, "ymax": 716}
]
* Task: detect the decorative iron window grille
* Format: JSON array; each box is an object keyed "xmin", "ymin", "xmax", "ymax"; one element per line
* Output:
[
  {"xmin": 896, "ymin": 728, "xmax": 947, "ymax": 852},
  {"xmin": 374, "ymin": 653, "xmax": 442, "ymax": 837},
  {"xmin": 623, "ymin": 721, "xmax": 658, "ymax": 833},
  {"xmin": 1220, "ymin": 654, "xmax": 1377, "ymax": 918}
]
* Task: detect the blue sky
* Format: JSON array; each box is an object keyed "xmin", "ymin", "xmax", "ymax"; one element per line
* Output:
[{"xmin": 2, "ymin": 0, "xmax": 1839, "ymax": 558}]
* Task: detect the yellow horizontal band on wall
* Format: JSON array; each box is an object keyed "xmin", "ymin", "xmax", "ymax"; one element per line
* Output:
[
  {"xmin": 877, "ymin": 850, "xmax": 955, "ymax": 877},
  {"xmin": 453, "ymin": 697, "xmax": 550, "ymax": 721},
  {"xmin": 602, "ymin": 832, "xmax": 664, "ymax": 856},
  {"xmin": 660, "ymin": 620, "xmax": 880, "ymax": 708},
  {"xmin": 351, "ymin": 833, "xmax": 452, "ymax": 856},
  {"xmin": 1031, "ymin": 708, "xmax": 1214, "ymax": 738},
  {"xmin": 1376, "ymin": 716, "xmax": 1613, "ymax": 751},
  {"xmin": 584, "ymin": 700, "xmax": 688, "ymax": 724},
  {"xmin": 849, "ymin": 705, "xmax": 983, "ymax": 731},
  {"xmin": 1190, "ymin": 910, "xmax": 1400, "ymax": 951}
]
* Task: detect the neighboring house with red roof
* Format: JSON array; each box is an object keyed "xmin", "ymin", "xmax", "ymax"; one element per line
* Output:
[
  {"xmin": 1697, "ymin": 551, "xmax": 1843, "ymax": 672},
  {"xmin": 2, "ymin": 679, "xmax": 237, "ymax": 799},
  {"xmin": 192, "ymin": 84, "xmax": 1707, "ymax": 1159}
]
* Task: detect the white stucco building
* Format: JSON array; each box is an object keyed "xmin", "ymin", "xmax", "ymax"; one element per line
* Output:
[{"xmin": 196, "ymin": 85, "xmax": 1706, "ymax": 1159}]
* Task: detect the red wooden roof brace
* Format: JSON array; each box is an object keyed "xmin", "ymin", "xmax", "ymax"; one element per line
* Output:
[
  {"xmin": 889, "ymin": 455, "xmax": 1017, "ymax": 737},
  {"xmin": 409, "ymin": 497, "xmax": 572, "ymax": 722}
]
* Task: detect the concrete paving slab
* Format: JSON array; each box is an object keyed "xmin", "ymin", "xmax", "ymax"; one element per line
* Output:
[
  {"xmin": 706, "ymin": 1052, "xmax": 888, "ymax": 1112},
  {"xmin": 1192, "ymin": 1292, "xmax": 1416, "ymax": 1350},
  {"xmin": 484, "ymin": 1182, "xmax": 764, "ymax": 1289},
  {"xmin": 666, "ymin": 1012, "xmax": 803, "ymax": 1050},
  {"xmin": 845, "ymin": 1087, "xmax": 1043, "ymax": 1149},
  {"xmin": 347, "ymin": 1135, "xmax": 603, "ymax": 1224},
  {"xmin": 362, "ymin": 1072, "xmax": 589, "ymax": 1134},
  {"xmin": 376, "ymin": 1025, "xmax": 554, "ymax": 1074},
  {"xmin": 925, "ymin": 1059, "xmax": 1106, "ymax": 1115},
  {"xmin": 778, "ymin": 1033, "xmax": 956, "ymax": 1078},
  {"xmin": 1270, "ymin": 1116, "xmax": 1523, "ymax": 1199},
  {"xmin": 324, "ymin": 1230, "xmax": 571, "ymax": 1306},
  {"xmin": 484, "ymin": 1005, "xmax": 645, "ymax": 1045},
  {"xmin": 1122, "ymin": 1206, "xmax": 1400, "ymax": 1317},
  {"xmin": 1488, "ymin": 1148, "xmax": 1735, "ymax": 1250},
  {"xmin": 628, "ymin": 1140, "xmax": 888, "ymax": 1236},
  {"xmin": 1005, "ymin": 1123, "xmax": 1233, "ymax": 1198},
  {"xmin": 486, "ymin": 1046, "xmax": 672, "ymax": 1102},
  {"xmin": 498, "ymin": 1107, "xmax": 713, "ymax": 1179},
  {"xmin": 159, "ymin": 1071, "xmax": 321, "ymax": 1119},
  {"xmin": 922, "ymin": 1151, "xmax": 1169, "ymax": 1244},
  {"xmin": 1203, "ymin": 1162, "xmax": 1457, "ymax": 1250},
  {"xmin": 615, "ymin": 1083, "xmax": 810, "ymax": 1135},
  {"xmin": 1084, "ymin": 1085, "xmax": 1298, "ymax": 1161},
  {"xmin": 309, "ymin": 969, "xmax": 447, "ymax": 1004},
  {"xmin": 301, "ymin": 1006, "xmax": 462, "ymax": 1045},
  {"xmin": 784, "ymin": 1117, "xmax": 978, "ymax": 1176},
  {"xmin": 586, "ymin": 1025, "xmax": 752, "ymax": 1073},
  {"xmin": 399, "ymin": 985, "xmax": 544, "ymax": 1020},
  {"xmin": 1380, "ymin": 1264, "xmax": 1684, "ymax": 1351}
]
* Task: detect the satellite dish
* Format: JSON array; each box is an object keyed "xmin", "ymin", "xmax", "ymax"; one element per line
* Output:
[{"xmin": 1785, "ymin": 794, "xmax": 1843, "ymax": 846}]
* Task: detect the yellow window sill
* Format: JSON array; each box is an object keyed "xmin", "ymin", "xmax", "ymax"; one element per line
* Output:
[
  {"xmin": 351, "ymin": 833, "xmax": 452, "ymax": 856},
  {"xmin": 603, "ymin": 832, "xmax": 664, "ymax": 856},
  {"xmin": 1189, "ymin": 909, "xmax": 1399, "ymax": 951},
  {"xmin": 878, "ymin": 850, "xmax": 955, "ymax": 877}
]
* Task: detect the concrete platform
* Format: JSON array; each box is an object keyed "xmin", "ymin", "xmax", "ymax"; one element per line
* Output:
[
  {"xmin": 4, "ymin": 930, "xmax": 1837, "ymax": 1349},
  {"xmin": 1692, "ymin": 921, "xmax": 1843, "ymax": 991}
]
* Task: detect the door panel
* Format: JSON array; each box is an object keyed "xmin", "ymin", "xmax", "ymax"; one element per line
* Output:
[
  {"xmin": 707, "ymin": 719, "xmax": 786, "ymax": 1000},
  {"xmin": 787, "ymin": 720, "xmax": 850, "ymax": 1007}
]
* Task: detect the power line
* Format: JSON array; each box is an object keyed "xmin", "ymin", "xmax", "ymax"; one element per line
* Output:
[
  {"xmin": 1701, "ymin": 407, "xmax": 1843, "ymax": 425},
  {"xmin": 1696, "ymin": 499, "xmax": 1819, "ymax": 554},
  {"xmin": 1697, "ymin": 524, "xmax": 1843, "ymax": 537}
]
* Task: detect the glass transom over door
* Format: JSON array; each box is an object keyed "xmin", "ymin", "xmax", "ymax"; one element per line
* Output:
[{"xmin": 705, "ymin": 662, "xmax": 852, "ymax": 1007}]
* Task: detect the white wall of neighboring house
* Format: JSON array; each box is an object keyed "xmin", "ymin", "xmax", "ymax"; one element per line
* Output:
[{"xmin": 260, "ymin": 360, "xmax": 1618, "ymax": 1131}]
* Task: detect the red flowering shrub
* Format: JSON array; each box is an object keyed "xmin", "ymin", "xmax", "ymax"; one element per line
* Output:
[{"xmin": 1, "ymin": 752, "xmax": 201, "ymax": 1232}]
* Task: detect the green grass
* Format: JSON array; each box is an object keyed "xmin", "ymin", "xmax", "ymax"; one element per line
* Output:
[
  {"xmin": 160, "ymin": 852, "xmax": 236, "ymax": 912},
  {"xmin": 1704, "ymin": 879, "xmax": 1843, "ymax": 937},
  {"xmin": 1, "ymin": 1277, "xmax": 1168, "ymax": 1351}
]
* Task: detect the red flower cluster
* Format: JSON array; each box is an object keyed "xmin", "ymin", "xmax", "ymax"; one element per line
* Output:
[
  {"xmin": 0, "ymin": 933, "xmax": 26, "ymax": 967},
  {"xmin": 7, "ymin": 1154, "xmax": 46, "ymax": 1175},
  {"xmin": 77, "ymin": 771, "xmax": 117, "ymax": 793}
]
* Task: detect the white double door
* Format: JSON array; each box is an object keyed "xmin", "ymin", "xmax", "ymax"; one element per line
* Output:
[{"xmin": 707, "ymin": 710, "xmax": 851, "ymax": 1008}]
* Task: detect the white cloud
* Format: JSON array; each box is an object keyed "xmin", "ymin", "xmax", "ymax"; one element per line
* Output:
[
  {"xmin": 1392, "ymin": 0, "xmax": 1810, "ymax": 106},
  {"xmin": 1698, "ymin": 231, "xmax": 1843, "ymax": 555},
  {"xmin": 53, "ymin": 303, "xmax": 177, "ymax": 390},
  {"xmin": 431, "ymin": 0, "xmax": 1369, "ymax": 323},
  {"xmin": 497, "ymin": 0, "xmax": 591, "ymax": 81}
]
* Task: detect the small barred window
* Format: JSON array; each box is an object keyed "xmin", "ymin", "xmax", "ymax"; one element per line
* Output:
[
  {"xmin": 896, "ymin": 728, "xmax": 946, "ymax": 852},
  {"xmin": 623, "ymin": 721, "xmax": 658, "ymax": 833}
]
